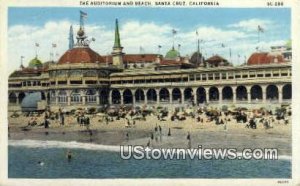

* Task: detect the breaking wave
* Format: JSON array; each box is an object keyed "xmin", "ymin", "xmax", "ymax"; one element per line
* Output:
[
  {"xmin": 8, "ymin": 140, "xmax": 291, "ymax": 160},
  {"xmin": 9, "ymin": 139, "xmax": 121, "ymax": 152}
]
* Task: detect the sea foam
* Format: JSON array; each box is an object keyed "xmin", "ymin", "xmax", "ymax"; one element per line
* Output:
[
  {"xmin": 9, "ymin": 139, "xmax": 121, "ymax": 152},
  {"xmin": 8, "ymin": 139, "xmax": 291, "ymax": 160}
]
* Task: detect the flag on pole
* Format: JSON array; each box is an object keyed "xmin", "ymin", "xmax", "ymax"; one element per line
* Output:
[
  {"xmin": 52, "ymin": 43, "xmax": 57, "ymax": 48},
  {"xmin": 35, "ymin": 43, "xmax": 39, "ymax": 47},
  {"xmin": 80, "ymin": 11, "xmax": 87, "ymax": 18},
  {"xmin": 139, "ymin": 46, "xmax": 144, "ymax": 53},
  {"xmin": 221, "ymin": 43, "xmax": 225, "ymax": 48},
  {"xmin": 178, "ymin": 44, "xmax": 181, "ymax": 51},
  {"xmin": 21, "ymin": 56, "xmax": 25, "ymax": 59},
  {"xmin": 258, "ymin": 25, "xmax": 264, "ymax": 32},
  {"xmin": 172, "ymin": 29, "xmax": 177, "ymax": 35},
  {"xmin": 158, "ymin": 45, "xmax": 162, "ymax": 48},
  {"xmin": 196, "ymin": 30, "xmax": 198, "ymax": 36}
]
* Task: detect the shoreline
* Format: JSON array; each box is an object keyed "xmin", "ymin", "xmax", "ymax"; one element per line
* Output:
[
  {"xmin": 8, "ymin": 114, "xmax": 292, "ymax": 156},
  {"xmin": 8, "ymin": 139, "xmax": 292, "ymax": 161}
]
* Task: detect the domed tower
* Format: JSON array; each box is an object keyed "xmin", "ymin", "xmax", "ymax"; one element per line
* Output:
[
  {"xmin": 190, "ymin": 39, "xmax": 205, "ymax": 67},
  {"xmin": 111, "ymin": 19, "xmax": 124, "ymax": 68},
  {"xmin": 165, "ymin": 47, "xmax": 180, "ymax": 59},
  {"xmin": 28, "ymin": 56, "xmax": 43, "ymax": 69}
]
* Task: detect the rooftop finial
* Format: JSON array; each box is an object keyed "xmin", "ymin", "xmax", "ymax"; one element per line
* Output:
[
  {"xmin": 76, "ymin": 11, "xmax": 88, "ymax": 47},
  {"xmin": 113, "ymin": 19, "xmax": 122, "ymax": 48}
]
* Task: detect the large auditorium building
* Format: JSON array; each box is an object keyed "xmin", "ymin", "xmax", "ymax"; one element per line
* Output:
[{"xmin": 8, "ymin": 15, "xmax": 292, "ymax": 112}]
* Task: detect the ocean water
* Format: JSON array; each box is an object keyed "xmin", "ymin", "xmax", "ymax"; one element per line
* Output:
[{"xmin": 8, "ymin": 140, "xmax": 291, "ymax": 178}]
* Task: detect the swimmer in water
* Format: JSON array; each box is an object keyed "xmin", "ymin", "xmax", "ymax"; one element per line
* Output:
[
  {"xmin": 38, "ymin": 161, "xmax": 44, "ymax": 166},
  {"xmin": 66, "ymin": 150, "xmax": 72, "ymax": 161}
]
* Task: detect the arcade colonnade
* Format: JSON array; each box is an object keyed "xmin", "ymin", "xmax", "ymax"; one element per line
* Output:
[
  {"xmin": 8, "ymin": 84, "xmax": 292, "ymax": 106},
  {"xmin": 109, "ymin": 84, "xmax": 292, "ymax": 106},
  {"xmin": 8, "ymin": 89, "xmax": 109, "ymax": 106}
]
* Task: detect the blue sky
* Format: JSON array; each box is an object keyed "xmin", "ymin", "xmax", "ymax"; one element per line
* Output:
[
  {"xmin": 8, "ymin": 7, "xmax": 290, "ymax": 73},
  {"xmin": 9, "ymin": 7, "xmax": 290, "ymax": 32}
]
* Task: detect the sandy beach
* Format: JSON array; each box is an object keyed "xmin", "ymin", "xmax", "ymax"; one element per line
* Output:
[{"xmin": 8, "ymin": 112, "xmax": 292, "ymax": 156}]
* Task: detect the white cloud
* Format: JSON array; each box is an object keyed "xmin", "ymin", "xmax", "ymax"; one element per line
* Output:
[
  {"xmin": 228, "ymin": 18, "xmax": 273, "ymax": 32},
  {"xmin": 7, "ymin": 19, "xmax": 287, "ymax": 74}
]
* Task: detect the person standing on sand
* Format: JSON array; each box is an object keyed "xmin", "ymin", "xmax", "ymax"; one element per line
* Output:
[
  {"xmin": 187, "ymin": 132, "xmax": 191, "ymax": 149},
  {"xmin": 168, "ymin": 128, "xmax": 171, "ymax": 136},
  {"xmin": 126, "ymin": 132, "xmax": 129, "ymax": 141},
  {"xmin": 146, "ymin": 139, "xmax": 151, "ymax": 147},
  {"xmin": 77, "ymin": 116, "xmax": 80, "ymax": 124},
  {"xmin": 44, "ymin": 114, "xmax": 49, "ymax": 128},
  {"xmin": 60, "ymin": 112, "xmax": 65, "ymax": 126}
]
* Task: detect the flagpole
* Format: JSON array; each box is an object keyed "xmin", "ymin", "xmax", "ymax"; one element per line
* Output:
[
  {"xmin": 51, "ymin": 44, "xmax": 54, "ymax": 61},
  {"xmin": 229, "ymin": 48, "xmax": 232, "ymax": 63},
  {"xmin": 35, "ymin": 43, "xmax": 37, "ymax": 57},
  {"xmin": 172, "ymin": 31, "xmax": 175, "ymax": 48}
]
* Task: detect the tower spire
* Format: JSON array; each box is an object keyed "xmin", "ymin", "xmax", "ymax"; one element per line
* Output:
[
  {"xmin": 113, "ymin": 19, "xmax": 121, "ymax": 48},
  {"xmin": 20, "ymin": 56, "xmax": 24, "ymax": 69},
  {"xmin": 112, "ymin": 18, "xmax": 124, "ymax": 68},
  {"xmin": 69, "ymin": 25, "xmax": 74, "ymax": 49}
]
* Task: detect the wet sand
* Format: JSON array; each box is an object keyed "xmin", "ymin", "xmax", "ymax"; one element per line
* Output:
[{"xmin": 8, "ymin": 114, "xmax": 292, "ymax": 156}]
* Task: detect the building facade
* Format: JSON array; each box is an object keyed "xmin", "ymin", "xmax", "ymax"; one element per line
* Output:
[{"xmin": 8, "ymin": 15, "xmax": 292, "ymax": 112}]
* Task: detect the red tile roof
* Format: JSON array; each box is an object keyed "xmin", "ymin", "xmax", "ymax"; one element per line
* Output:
[
  {"xmin": 247, "ymin": 52, "xmax": 285, "ymax": 65},
  {"xmin": 58, "ymin": 47, "xmax": 105, "ymax": 64}
]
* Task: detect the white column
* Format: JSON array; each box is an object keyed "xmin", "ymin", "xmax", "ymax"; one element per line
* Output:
[
  {"xmin": 247, "ymin": 86, "xmax": 251, "ymax": 104},
  {"xmin": 15, "ymin": 92, "xmax": 19, "ymax": 105},
  {"xmin": 96, "ymin": 90, "xmax": 100, "ymax": 104},
  {"xmin": 278, "ymin": 85, "xmax": 283, "ymax": 104},
  {"xmin": 279, "ymin": 90, "xmax": 283, "ymax": 104},
  {"xmin": 232, "ymin": 86, "xmax": 236, "ymax": 104},
  {"xmin": 168, "ymin": 88, "xmax": 172, "ymax": 104},
  {"xmin": 67, "ymin": 96, "xmax": 71, "ymax": 106},
  {"xmin": 156, "ymin": 89, "xmax": 160, "ymax": 105},
  {"xmin": 120, "ymin": 90, "xmax": 124, "ymax": 105},
  {"xmin": 262, "ymin": 86, "xmax": 267, "ymax": 103},
  {"xmin": 108, "ymin": 90, "xmax": 112, "ymax": 105},
  {"xmin": 180, "ymin": 88, "xmax": 184, "ymax": 104},
  {"xmin": 218, "ymin": 87, "xmax": 222, "ymax": 104},
  {"xmin": 144, "ymin": 89, "xmax": 148, "ymax": 105},
  {"xmin": 205, "ymin": 87, "xmax": 210, "ymax": 103},
  {"xmin": 132, "ymin": 89, "xmax": 136, "ymax": 106},
  {"xmin": 192, "ymin": 88, "xmax": 197, "ymax": 105}
]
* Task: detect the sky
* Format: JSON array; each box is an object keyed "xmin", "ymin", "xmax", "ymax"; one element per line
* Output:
[{"xmin": 8, "ymin": 7, "xmax": 290, "ymax": 73}]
